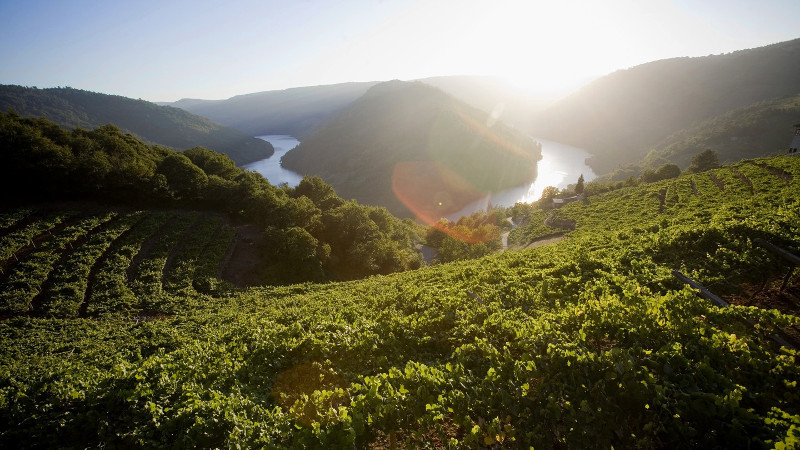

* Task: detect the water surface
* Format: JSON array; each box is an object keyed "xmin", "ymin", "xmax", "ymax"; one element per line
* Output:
[
  {"xmin": 445, "ymin": 138, "xmax": 596, "ymax": 220},
  {"xmin": 244, "ymin": 135, "xmax": 303, "ymax": 187}
]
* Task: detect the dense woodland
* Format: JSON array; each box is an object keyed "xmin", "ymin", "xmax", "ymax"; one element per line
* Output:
[
  {"xmin": 281, "ymin": 81, "xmax": 542, "ymax": 218},
  {"xmin": 0, "ymin": 85, "xmax": 274, "ymax": 165},
  {"xmin": 0, "ymin": 112, "xmax": 422, "ymax": 283}
]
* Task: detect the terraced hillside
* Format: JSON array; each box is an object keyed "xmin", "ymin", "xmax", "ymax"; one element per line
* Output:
[
  {"xmin": 2, "ymin": 156, "xmax": 800, "ymax": 448},
  {"xmin": 0, "ymin": 207, "xmax": 238, "ymax": 320}
]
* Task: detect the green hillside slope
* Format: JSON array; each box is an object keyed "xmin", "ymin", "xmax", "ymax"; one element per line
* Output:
[
  {"xmin": 640, "ymin": 94, "xmax": 800, "ymax": 169},
  {"xmin": 2, "ymin": 153, "xmax": 799, "ymax": 447},
  {"xmin": 282, "ymin": 80, "xmax": 542, "ymax": 218},
  {"xmin": 0, "ymin": 85, "xmax": 274, "ymax": 165},
  {"xmin": 530, "ymin": 38, "xmax": 800, "ymax": 174},
  {"xmin": 0, "ymin": 112, "xmax": 422, "ymax": 283}
]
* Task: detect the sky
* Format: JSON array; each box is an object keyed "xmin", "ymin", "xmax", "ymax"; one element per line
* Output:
[{"xmin": 1, "ymin": 0, "xmax": 799, "ymax": 102}]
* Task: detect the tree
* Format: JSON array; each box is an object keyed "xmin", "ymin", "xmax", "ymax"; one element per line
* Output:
[
  {"xmin": 183, "ymin": 147, "xmax": 239, "ymax": 180},
  {"xmin": 540, "ymin": 186, "xmax": 558, "ymax": 200},
  {"xmin": 687, "ymin": 149, "xmax": 720, "ymax": 173},
  {"xmin": 639, "ymin": 168, "xmax": 658, "ymax": 183},
  {"xmin": 640, "ymin": 163, "xmax": 681, "ymax": 183},
  {"xmin": 155, "ymin": 153, "xmax": 209, "ymax": 199},
  {"xmin": 654, "ymin": 163, "xmax": 681, "ymax": 180},
  {"xmin": 575, "ymin": 174, "xmax": 585, "ymax": 195}
]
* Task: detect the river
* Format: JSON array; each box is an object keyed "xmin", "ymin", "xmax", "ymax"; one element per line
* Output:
[
  {"xmin": 444, "ymin": 138, "xmax": 596, "ymax": 220},
  {"xmin": 243, "ymin": 135, "xmax": 303, "ymax": 187},
  {"xmin": 244, "ymin": 135, "xmax": 596, "ymax": 219}
]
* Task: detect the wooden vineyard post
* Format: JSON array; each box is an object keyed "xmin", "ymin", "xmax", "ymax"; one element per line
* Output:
[
  {"xmin": 671, "ymin": 270, "xmax": 729, "ymax": 307},
  {"xmin": 754, "ymin": 238, "xmax": 799, "ymax": 292},
  {"xmin": 672, "ymin": 270, "xmax": 796, "ymax": 350}
]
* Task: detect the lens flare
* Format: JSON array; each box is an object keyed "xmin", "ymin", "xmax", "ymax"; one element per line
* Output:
[
  {"xmin": 392, "ymin": 161, "xmax": 480, "ymax": 220},
  {"xmin": 455, "ymin": 109, "xmax": 539, "ymax": 161},
  {"xmin": 393, "ymin": 161, "xmax": 501, "ymax": 243}
]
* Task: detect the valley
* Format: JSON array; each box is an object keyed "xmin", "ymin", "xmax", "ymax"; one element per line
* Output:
[{"xmin": 2, "ymin": 32, "xmax": 800, "ymax": 449}]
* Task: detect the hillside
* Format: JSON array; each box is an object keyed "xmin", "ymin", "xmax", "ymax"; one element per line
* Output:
[
  {"xmin": 2, "ymin": 153, "xmax": 799, "ymax": 447},
  {"xmin": 0, "ymin": 85, "xmax": 274, "ymax": 165},
  {"xmin": 281, "ymin": 80, "xmax": 542, "ymax": 218},
  {"xmin": 639, "ymin": 94, "xmax": 800, "ymax": 170},
  {"xmin": 418, "ymin": 75, "xmax": 554, "ymax": 129},
  {"xmin": 165, "ymin": 81, "xmax": 379, "ymax": 139},
  {"xmin": 529, "ymin": 38, "xmax": 800, "ymax": 174},
  {"xmin": 165, "ymin": 77, "xmax": 551, "ymax": 141},
  {"xmin": 0, "ymin": 112, "xmax": 422, "ymax": 283}
]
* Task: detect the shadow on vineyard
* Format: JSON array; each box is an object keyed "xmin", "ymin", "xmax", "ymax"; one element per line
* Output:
[{"xmin": 2, "ymin": 117, "xmax": 800, "ymax": 447}]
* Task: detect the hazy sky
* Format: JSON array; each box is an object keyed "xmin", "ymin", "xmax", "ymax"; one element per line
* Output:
[{"xmin": 2, "ymin": 0, "xmax": 799, "ymax": 102}]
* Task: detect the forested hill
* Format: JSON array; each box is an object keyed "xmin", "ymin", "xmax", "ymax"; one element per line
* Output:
[
  {"xmin": 0, "ymin": 85, "xmax": 274, "ymax": 165},
  {"xmin": 640, "ymin": 94, "xmax": 800, "ymax": 171},
  {"xmin": 165, "ymin": 82, "xmax": 380, "ymax": 139},
  {"xmin": 0, "ymin": 111, "xmax": 423, "ymax": 283},
  {"xmin": 529, "ymin": 38, "xmax": 800, "ymax": 174},
  {"xmin": 281, "ymin": 80, "xmax": 542, "ymax": 218}
]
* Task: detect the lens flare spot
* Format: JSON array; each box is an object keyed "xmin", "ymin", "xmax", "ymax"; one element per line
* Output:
[{"xmin": 393, "ymin": 161, "xmax": 500, "ymax": 243}]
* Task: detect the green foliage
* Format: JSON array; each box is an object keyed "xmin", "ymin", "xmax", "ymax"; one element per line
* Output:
[
  {"xmin": 183, "ymin": 147, "xmax": 239, "ymax": 180},
  {"xmin": 0, "ymin": 113, "xmax": 423, "ymax": 283},
  {"xmin": 2, "ymin": 142, "xmax": 800, "ymax": 447},
  {"xmin": 640, "ymin": 163, "xmax": 681, "ymax": 183},
  {"xmin": 575, "ymin": 173, "xmax": 585, "ymax": 195},
  {"xmin": 643, "ymin": 94, "xmax": 800, "ymax": 169},
  {"xmin": 155, "ymin": 154, "xmax": 209, "ymax": 200},
  {"xmin": 687, "ymin": 149, "xmax": 722, "ymax": 173},
  {"xmin": 0, "ymin": 85, "xmax": 274, "ymax": 164},
  {"xmin": 425, "ymin": 211, "xmax": 505, "ymax": 263},
  {"xmin": 506, "ymin": 204, "xmax": 560, "ymax": 248}
]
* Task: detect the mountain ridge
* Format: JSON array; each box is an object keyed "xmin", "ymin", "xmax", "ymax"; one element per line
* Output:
[
  {"xmin": 529, "ymin": 38, "xmax": 800, "ymax": 174},
  {"xmin": 0, "ymin": 85, "xmax": 274, "ymax": 165}
]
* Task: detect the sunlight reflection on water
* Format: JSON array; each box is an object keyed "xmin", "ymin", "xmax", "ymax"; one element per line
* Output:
[{"xmin": 445, "ymin": 138, "xmax": 595, "ymax": 221}]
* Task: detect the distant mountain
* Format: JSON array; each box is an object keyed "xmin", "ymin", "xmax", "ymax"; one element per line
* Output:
[
  {"xmin": 0, "ymin": 85, "xmax": 273, "ymax": 165},
  {"xmin": 164, "ymin": 82, "xmax": 380, "ymax": 139},
  {"xmin": 416, "ymin": 76, "xmax": 552, "ymax": 129},
  {"xmin": 164, "ymin": 77, "xmax": 555, "ymax": 141},
  {"xmin": 281, "ymin": 80, "xmax": 542, "ymax": 218},
  {"xmin": 530, "ymin": 38, "xmax": 800, "ymax": 174}
]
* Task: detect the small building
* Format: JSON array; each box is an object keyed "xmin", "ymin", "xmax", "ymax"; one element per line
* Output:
[
  {"xmin": 552, "ymin": 195, "xmax": 583, "ymax": 208},
  {"xmin": 790, "ymin": 123, "xmax": 800, "ymax": 156}
]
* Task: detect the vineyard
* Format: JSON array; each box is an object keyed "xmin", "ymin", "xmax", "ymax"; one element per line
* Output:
[
  {"xmin": 0, "ymin": 208, "xmax": 237, "ymax": 320},
  {"xmin": 2, "ymin": 155, "xmax": 800, "ymax": 448}
]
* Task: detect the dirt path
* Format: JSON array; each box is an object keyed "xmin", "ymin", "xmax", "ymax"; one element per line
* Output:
[
  {"xmin": 221, "ymin": 224, "xmax": 263, "ymax": 287},
  {"xmin": 709, "ymin": 172, "xmax": 725, "ymax": 191},
  {"xmin": 161, "ymin": 213, "xmax": 207, "ymax": 286},
  {"xmin": 731, "ymin": 167, "xmax": 754, "ymax": 193},
  {"xmin": 126, "ymin": 213, "xmax": 178, "ymax": 282},
  {"xmin": 753, "ymin": 162, "xmax": 792, "ymax": 182},
  {"xmin": 501, "ymin": 217, "xmax": 517, "ymax": 251},
  {"xmin": 524, "ymin": 233, "xmax": 565, "ymax": 250}
]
